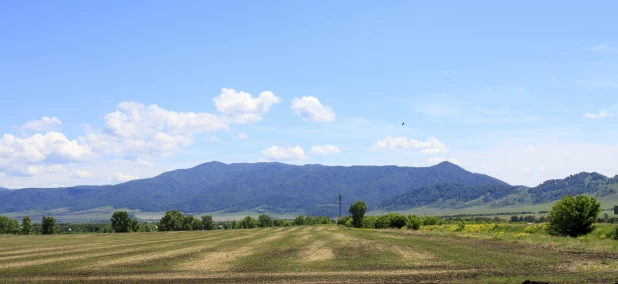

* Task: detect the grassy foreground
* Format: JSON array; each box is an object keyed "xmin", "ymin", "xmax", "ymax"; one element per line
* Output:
[{"xmin": 1, "ymin": 226, "xmax": 617, "ymax": 283}]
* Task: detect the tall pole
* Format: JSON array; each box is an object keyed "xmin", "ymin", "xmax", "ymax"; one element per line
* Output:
[{"xmin": 339, "ymin": 192, "xmax": 342, "ymax": 218}]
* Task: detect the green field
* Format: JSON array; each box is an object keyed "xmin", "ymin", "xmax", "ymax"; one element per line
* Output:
[{"xmin": 1, "ymin": 226, "xmax": 618, "ymax": 283}]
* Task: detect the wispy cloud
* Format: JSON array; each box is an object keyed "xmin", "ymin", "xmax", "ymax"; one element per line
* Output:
[
  {"xmin": 237, "ymin": 132, "xmax": 249, "ymax": 140},
  {"xmin": 583, "ymin": 110, "xmax": 612, "ymax": 119}
]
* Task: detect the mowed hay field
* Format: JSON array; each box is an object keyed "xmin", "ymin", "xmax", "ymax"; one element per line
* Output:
[{"xmin": 1, "ymin": 226, "xmax": 617, "ymax": 283}]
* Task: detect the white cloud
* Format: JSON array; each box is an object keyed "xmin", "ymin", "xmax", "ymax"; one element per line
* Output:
[
  {"xmin": 481, "ymin": 165, "xmax": 501, "ymax": 172},
  {"xmin": 310, "ymin": 145, "xmax": 341, "ymax": 156},
  {"xmin": 237, "ymin": 132, "xmax": 249, "ymax": 140},
  {"xmin": 526, "ymin": 146, "xmax": 538, "ymax": 154},
  {"xmin": 208, "ymin": 136, "xmax": 220, "ymax": 141},
  {"xmin": 262, "ymin": 146, "xmax": 307, "ymax": 161},
  {"xmin": 523, "ymin": 168, "xmax": 531, "ymax": 172},
  {"xmin": 22, "ymin": 164, "xmax": 64, "ymax": 176},
  {"xmin": 441, "ymin": 70, "xmax": 456, "ymax": 75},
  {"xmin": 583, "ymin": 110, "xmax": 612, "ymax": 119},
  {"xmin": 107, "ymin": 172, "xmax": 139, "ymax": 183},
  {"xmin": 372, "ymin": 136, "xmax": 446, "ymax": 154},
  {"xmin": 290, "ymin": 96, "xmax": 336, "ymax": 122},
  {"xmin": 81, "ymin": 101, "xmax": 227, "ymax": 160},
  {"xmin": 539, "ymin": 166, "xmax": 545, "ymax": 171},
  {"xmin": 20, "ymin": 116, "xmax": 62, "ymax": 132},
  {"xmin": 0, "ymin": 132, "xmax": 93, "ymax": 176},
  {"xmin": 73, "ymin": 170, "xmax": 95, "ymax": 178},
  {"xmin": 213, "ymin": 88, "xmax": 281, "ymax": 124},
  {"xmin": 427, "ymin": 157, "xmax": 461, "ymax": 166}
]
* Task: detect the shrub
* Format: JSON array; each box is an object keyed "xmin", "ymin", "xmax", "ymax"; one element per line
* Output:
[
  {"xmin": 547, "ymin": 195, "xmax": 601, "ymax": 237},
  {"xmin": 337, "ymin": 216, "xmax": 351, "ymax": 226},
  {"xmin": 421, "ymin": 216, "xmax": 444, "ymax": 226},
  {"xmin": 406, "ymin": 215, "xmax": 421, "ymax": 230},
  {"xmin": 390, "ymin": 214, "xmax": 408, "ymax": 228},
  {"xmin": 456, "ymin": 220, "xmax": 466, "ymax": 231},
  {"xmin": 612, "ymin": 226, "xmax": 618, "ymax": 240}
]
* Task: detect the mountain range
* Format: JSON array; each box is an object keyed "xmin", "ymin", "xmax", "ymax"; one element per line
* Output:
[{"xmin": 0, "ymin": 161, "xmax": 616, "ymax": 217}]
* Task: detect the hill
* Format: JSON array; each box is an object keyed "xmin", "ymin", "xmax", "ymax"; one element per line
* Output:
[
  {"xmin": 377, "ymin": 172, "xmax": 618, "ymax": 212},
  {"xmin": 376, "ymin": 183, "xmax": 518, "ymax": 211},
  {"xmin": 0, "ymin": 161, "xmax": 507, "ymax": 217}
]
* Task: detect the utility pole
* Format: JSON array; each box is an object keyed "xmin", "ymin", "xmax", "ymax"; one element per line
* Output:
[{"xmin": 339, "ymin": 192, "xmax": 342, "ymax": 218}]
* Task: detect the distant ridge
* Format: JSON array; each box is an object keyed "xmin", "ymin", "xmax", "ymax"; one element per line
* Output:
[{"xmin": 0, "ymin": 161, "xmax": 508, "ymax": 216}]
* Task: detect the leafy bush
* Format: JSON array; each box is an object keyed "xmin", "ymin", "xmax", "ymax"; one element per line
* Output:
[
  {"xmin": 406, "ymin": 215, "xmax": 421, "ymax": 230},
  {"xmin": 456, "ymin": 220, "xmax": 466, "ymax": 231},
  {"xmin": 421, "ymin": 216, "xmax": 444, "ymax": 226},
  {"xmin": 547, "ymin": 195, "xmax": 601, "ymax": 237},
  {"xmin": 337, "ymin": 216, "xmax": 351, "ymax": 226}
]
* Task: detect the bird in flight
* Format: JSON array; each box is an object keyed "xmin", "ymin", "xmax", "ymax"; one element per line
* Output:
[{"xmin": 402, "ymin": 122, "xmax": 405, "ymax": 126}]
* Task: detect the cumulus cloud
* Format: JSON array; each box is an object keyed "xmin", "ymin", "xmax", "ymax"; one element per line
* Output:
[
  {"xmin": 81, "ymin": 101, "xmax": 227, "ymax": 160},
  {"xmin": 526, "ymin": 146, "xmax": 538, "ymax": 154},
  {"xmin": 237, "ymin": 132, "xmax": 249, "ymax": 140},
  {"xmin": 372, "ymin": 136, "xmax": 447, "ymax": 154},
  {"xmin": 290, "ymin": 96, "xmax": 336, "ymax": 122},
  {"xmin": 310, "ymin": 145, "xmax": 341, "ymax": 156},
  {"xmin": 213, "ymin": 88, "xmax": 281, "ymax": 124},
  {"xmin": 20, "ymin": 116, "xmax": 62, "ymax": 132},
  {"xmin": 0, "ymin": 132, "xmax": 93, "ymax": 176},
  {"xmin": 523, "ymin": 168, "xmax": 531, "ymax": 172},
  {"xmin": 107, "ymin": 172, "xmax": 139, "ymax": 183},
  {"xmin": 583, "ymin": 110, "xmax": 612, "ymax": 119},
  {"xmin": 427, "ymin": 157, "xmax": 462, "ymax": 166},
  {"xmin": 73, "ymin": 170, "xmax": 95, "ymax": 178},
  {"xmin": 262, "ymin": 146, "xmax": 307, "ymax": 161}
]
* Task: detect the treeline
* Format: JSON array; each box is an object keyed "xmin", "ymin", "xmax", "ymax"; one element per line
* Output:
[{"xmin": 109, "ymin": 210, "xmax": 335, "ymax": 233}]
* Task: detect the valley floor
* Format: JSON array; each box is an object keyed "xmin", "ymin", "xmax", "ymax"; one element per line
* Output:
[{"xmin": 1, "ymin": 226, "xmax": 617, "ymax": 283}]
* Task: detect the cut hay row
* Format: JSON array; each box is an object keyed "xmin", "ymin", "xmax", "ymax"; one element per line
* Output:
[
  {"xmin": 0, "ymin": 232, "xmax": 229, "ymax": 264},
  {"xmin": 1, "ymin": 226, "xmax": 617, "ymax": 283}
]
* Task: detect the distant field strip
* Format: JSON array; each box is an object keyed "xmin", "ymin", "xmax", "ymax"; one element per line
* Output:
[{"xmin": 1, "ymin": 226, "xmax": 617, "ymax": 283}]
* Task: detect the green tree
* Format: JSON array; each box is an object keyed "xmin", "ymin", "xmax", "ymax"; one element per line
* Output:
[
  {"xmin": 157, "ymin": 210, "xmax": 184, "ymax": 231},
  {"xmin": 348, "ymin": 201, "xmax": 367, "ymax": 228},
  {"xmin": 42, "ymin": 216, "xmax": 57, "ymax": 235},
  {"xmin": 21, "ymin": 216, "xmax": 33, "ymax": 235},
  {"xmin": 110, "ymin": 211, "xmax": 133, "ymax": 233},
  {"xmin": 0, "ymin": 216, "xmax": 19, "ymax": 234},
  {"xmin": 547, "ymin": 195, "xmax": 601, "ymax": 237},
  {"xmin": 232, "ymin": 220, "xmax": 238, "ymax": 229},
  {"xmin": 257, "ymin": 214, "xmax": 273, "ymax": 227},
  {"xmin": 293, "ymin": 216, "xmax": 306, "ymax": 226},
  {"xmin": 182, "ymin": 215, "xmax": 200, "ymax": 231},
  {"xmin": 240, "ymin": 216, "xmax": 257, "ymax": 229},
  {"xmin": 201, "ymin": 215, "xmax": 215, "ymax": 230}
]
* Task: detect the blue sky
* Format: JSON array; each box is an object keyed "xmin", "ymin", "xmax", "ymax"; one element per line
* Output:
[{"xmin": 1, "ymin": 1, "xmax": 617, "ymax": 188}]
